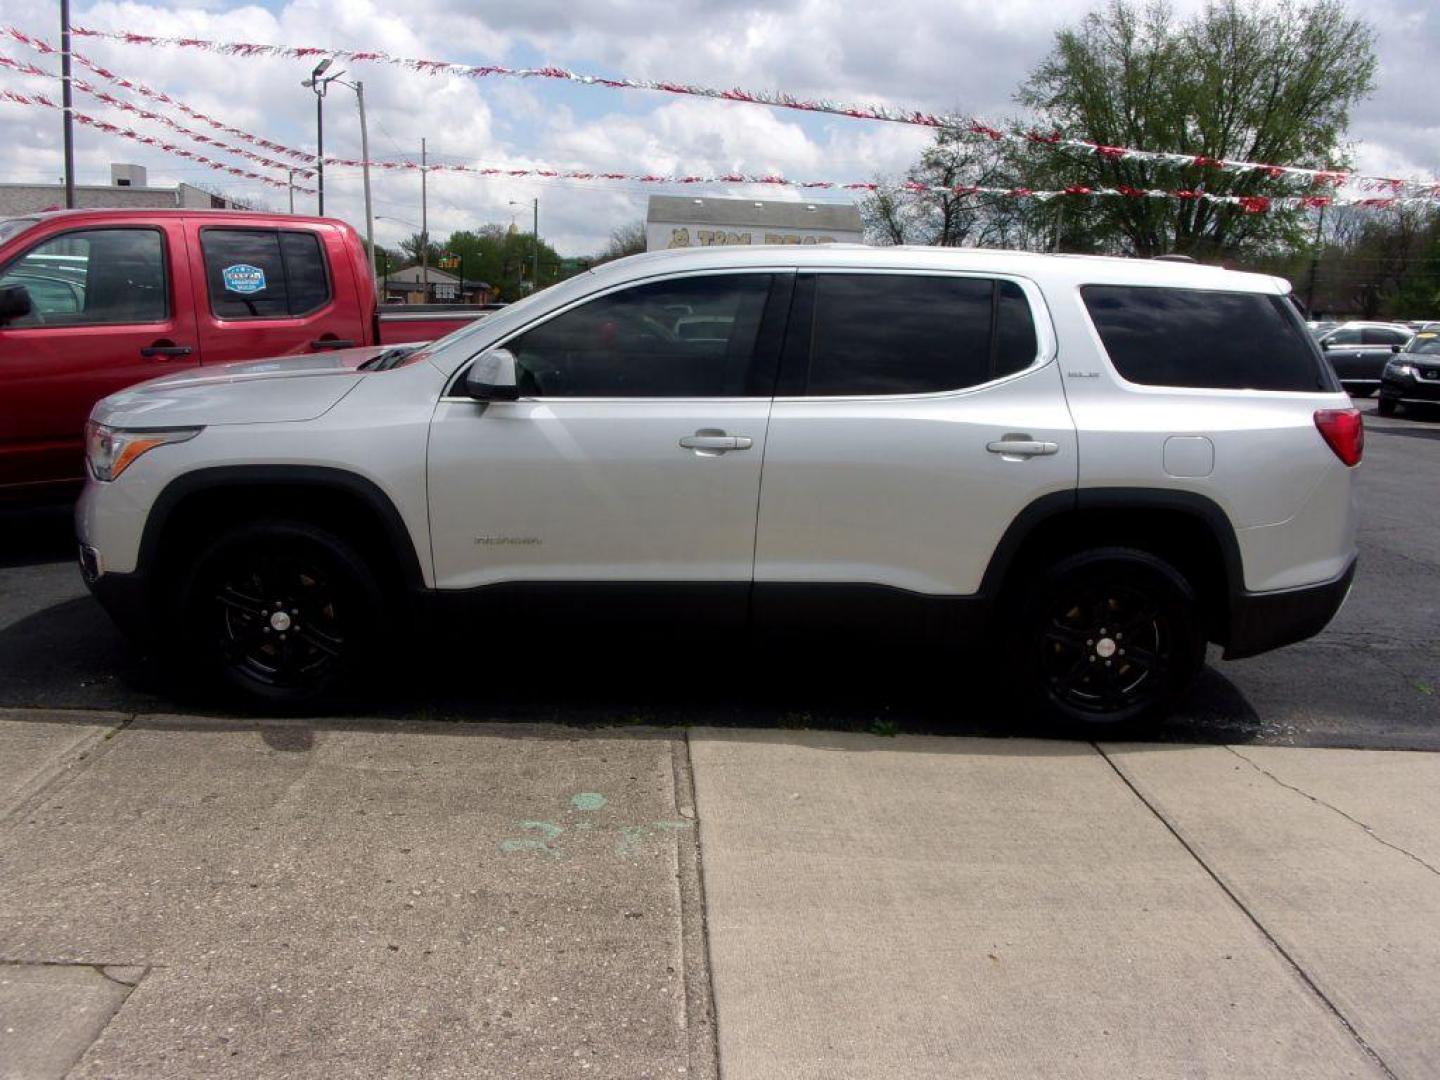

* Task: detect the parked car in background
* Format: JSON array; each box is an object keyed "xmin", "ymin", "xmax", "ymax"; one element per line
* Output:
[
  {"xmin": 1317, "ymin": 321, "xmax": 1413, "ymax": 396},
  {"xmin": 77, "ymin": 245, "xmax": 1359, "ymax": 726},
  {"xmin": 0, "ymin": 208, "xmax": 492, "ymax": 499},
  {"xmin": 1306, "ymin": 320, "xmax": 1339, "ymax": 338},
  {"xmin": 1379, "ymin": 330, "xmax": 1440, "ymax": 416}
]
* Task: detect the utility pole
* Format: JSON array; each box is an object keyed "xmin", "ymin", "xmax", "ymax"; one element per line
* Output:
[
  {"xmin": 287, "ymin": 170, "xmax": 295, "ymax": 214},
  {"xmin": 60, "ymin": 0, "xmax": 76, "ymax": 208},
  {"xmin": 1304, "ymin": 201, "xmax": 1328, "ymax": 316},
  {"xmin": 420, "ymin": 138, "xmax": 429, "ymax": 298},
  {"xmin": 356, "ymin": 81, "xmax": 375, "ymax": 287},
  {"xmin": 532, "ymin": 196, "xmax": 539, "ymax": 287}
]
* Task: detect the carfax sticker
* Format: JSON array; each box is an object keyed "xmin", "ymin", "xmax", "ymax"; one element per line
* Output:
[{"xmin": 221, "ymin": 263, "xmax": 266, "ymax": 294}]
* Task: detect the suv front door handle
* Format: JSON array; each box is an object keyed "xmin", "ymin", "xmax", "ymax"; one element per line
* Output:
[
  {"xmin": 986, "ymin": 437, "xmax": 1058, "ymax": 458},
  {"xmin": 310, "ymin": 338, "xmax": 357, "ymax": 350},
  {"xmin": 679, "ymin": 430, "xmax": 753, "ymax": 455}
]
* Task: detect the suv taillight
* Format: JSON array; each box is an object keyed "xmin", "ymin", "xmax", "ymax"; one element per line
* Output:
[{"xmin": 1314, "ymin": 408, "xmax": 1363, "ymax": 467}]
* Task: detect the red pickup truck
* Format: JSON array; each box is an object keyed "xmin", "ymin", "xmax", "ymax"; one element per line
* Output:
[{"xmin": 0, "ymin": 208, "xmax": 488, "ymax": 498}]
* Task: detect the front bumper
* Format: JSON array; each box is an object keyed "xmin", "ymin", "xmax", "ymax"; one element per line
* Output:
[
  {"xmin": 1224, "ymin": 557, "xmax": 1356, "ymax": 660},
  {"xmin": 1380, "ymin": 371, "xmax": 1440, "ymax": 403},
  {"xmin": 83, "ymin": 567, "xmax": 154, "ymax": 642}
]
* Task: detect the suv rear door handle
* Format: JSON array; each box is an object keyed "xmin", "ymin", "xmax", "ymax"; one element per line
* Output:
[
  {"xmin": 679, "ymin": 431, "xmax": 753, "ymax": 454},
  {"xmin": 986, "ymin": 437, "xmax": 1058, "ymax": 458},
  {"xmin": 310, "ymin": 338, "xmax": 357, "ymax": 350}
]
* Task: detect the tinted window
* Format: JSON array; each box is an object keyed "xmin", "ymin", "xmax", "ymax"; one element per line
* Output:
[
  {"xmin": 995, "ymin": 280, "xmax": 1039, "ymax": 377},
  {"xmin": 202, "ymin": 229, "xmax": 331, "ymax": 319},
  {"xmin": 507, "ymin": 274, "xmax": 773, "ymax": 397},
  {"xmin": 1082, "ymin": 285, "xmax": 1329, "ymax": 392},
  {"xmin": 1325, "ymin": 327, "xmax": 1361, "ymax": 345},
  {"xmin": 1361, "ymin": 327, "xmax": 1408, "ymax": 346},
  {"xmin": 803, "ymin": 275, "xmax": 1037, "ymax": 396},
  {"xmin": 0, "ymin": 228, "xmax": 166, "ymax": 327}
]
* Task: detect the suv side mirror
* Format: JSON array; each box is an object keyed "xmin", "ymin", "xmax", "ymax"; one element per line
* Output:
[
  {"xmin": 464, "ymin": 347, "xmax": 521, "ymax": 402},
  {"xmin": 0, "ymin": 283, "xmax": 33, "ymax": 325},
  {"xmin": 1392, "ymin": 343, "xmax": 1402, "ymax": 353}
]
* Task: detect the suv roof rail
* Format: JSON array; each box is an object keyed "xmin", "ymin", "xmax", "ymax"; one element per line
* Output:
[{"xmin": 1152, "ymin": 253, "xmax": 1197, "ymax": 263}]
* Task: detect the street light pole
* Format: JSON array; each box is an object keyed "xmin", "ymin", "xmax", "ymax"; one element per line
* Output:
[
  {"xmin": 355, "ymin": 81, "xmax": 375, "ymax": 286},
  {"xmin": 532, "ymin": 196, "xmax": 539, "ymax": 287},
  {"xmin": 60, "ymin": 0, "xmax": 75, "ymax": 208},
  {"xmin": 301, "ymin": 58, "xmax": 334, "ymax": 215}
]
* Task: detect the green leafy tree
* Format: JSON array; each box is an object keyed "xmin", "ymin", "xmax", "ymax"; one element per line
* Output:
[{"xmin": 1011, "ymin": 0, "xmax": 1377, "ymax": 258}]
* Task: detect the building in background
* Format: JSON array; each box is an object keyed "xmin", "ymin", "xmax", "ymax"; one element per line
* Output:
[
  {"xmin": 645, "ymin": 195, "xmax": 863, "ymax": 252},
  {"xmin": 381, "ymin": 264, "xmax": 494, "ymax": 305},
  {"xmin": 0, "ymin": 163, "xmax": 253, "ymax": 216}
]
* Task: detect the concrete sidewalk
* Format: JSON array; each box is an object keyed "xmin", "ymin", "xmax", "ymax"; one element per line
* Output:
[
  {"xmin": 0, "ymin": 710, "xmax": 714, "ymax": 1080},
  {"xmin": 4, "ymin": 711, "xmax": 1439, "ymax": 1079},
  {"xmin": 691, "ymin": 730, "xmax": 1440, "ymax": 1080}
]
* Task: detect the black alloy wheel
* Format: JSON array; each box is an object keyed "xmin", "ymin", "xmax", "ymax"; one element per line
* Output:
[
  {"xmin": 1015, "ymin": 548, "xmax": 1203, "ymax": 727},
  {"xmin": 178, "ymin": 521, "xmax": 383, "ymax": 707}
]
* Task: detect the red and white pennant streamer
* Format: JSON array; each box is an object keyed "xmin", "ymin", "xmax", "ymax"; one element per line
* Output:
[
  {"xmin": 323, "ymin": 159, "xmax": 1428, "ymax": 212},
  {"xmin": 0, "ymin": 88, "xmax": 316, "ymax": 193},
  {"xmin": 0, "ymin": 50, "xmax": 313, "ymax": 176},
  {"xmin": 68, "ymin": 24, "xmax": 1440, "ymax": 197},
  {"xmin": 3, "ymin": 27, "xmax": 317, "ymax": 167}
]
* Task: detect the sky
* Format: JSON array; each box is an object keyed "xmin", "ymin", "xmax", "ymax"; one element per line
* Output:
[{"xmin": 0, "ymin": 0, "xmax": 1436, "ymax": 257}]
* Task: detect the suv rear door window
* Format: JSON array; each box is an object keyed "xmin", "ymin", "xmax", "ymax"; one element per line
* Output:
[
  {"xmin": 798, "ymin": 275, "xmax": 1038, "ymax": 396},
  {"xmin": 201, "ymin": 229, "xmax": 331, "ymax": 319},
  {"xmin": 1082, "ymin": 285, "xmax": 1331, "ymax": 392}
]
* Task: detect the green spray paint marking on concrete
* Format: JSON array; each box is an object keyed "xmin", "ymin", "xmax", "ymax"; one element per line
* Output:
[
  {"xmin": 499, "ymin": 820, "xmax": 564, "ymax": 857},
  {"xmin": 571, "ymin": 792, "xmax": 608, "ymax": 811}
]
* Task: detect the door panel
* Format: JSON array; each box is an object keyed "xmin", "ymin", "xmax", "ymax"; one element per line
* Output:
[
  {"xmin": 427, "ymin": 398, "xmax": 772, "ymax": 600},
  {"xmin": 755, "ymin": 363, "xmax": 1077, "ymax": 595},
  {"xmin": 0, "ymin": 221, "xmax": 199, "ymax": 491}
]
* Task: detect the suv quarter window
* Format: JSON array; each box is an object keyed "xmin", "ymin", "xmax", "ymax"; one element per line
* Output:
[
  {"xmin": 0, "ymin": 227, "xmax": 168, "ymax": 327},
  {"xmin": 1083, "ymin": 284, "xmax": 1332, "ymax": 392},
  {"xmin": 781, "ymin": 273, "xmax": 1040, "ymax": 397},
  {"xmin": 201, "ymin": 228, "xmax": 331, "ymax": 320},
  {"xmin": 502, "ymin": 272, "xmax": 780, "ymax": 398}
]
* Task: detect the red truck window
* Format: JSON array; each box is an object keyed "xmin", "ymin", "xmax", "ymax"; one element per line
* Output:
[
  {"xmin": 0, "ymin": 228, "xmax": 168, "ymax": 327},
  {"xmin": 200, "ymin": 228, "xmax": 331, "ymax": 320}
]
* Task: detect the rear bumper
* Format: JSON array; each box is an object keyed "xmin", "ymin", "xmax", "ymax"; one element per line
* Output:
[{"xmin": 1224, "ymin": 557, "xmax": 1355, "ymax": 660}]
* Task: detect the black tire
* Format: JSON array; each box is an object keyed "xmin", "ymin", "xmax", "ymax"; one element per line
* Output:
[
  {"xmin": 1348, "ymin": 386, "xmax": 1375, "ymax": 398},
  {"xmin": 1377, "ymin": 394, "xmax": 1397, "ymax": 417},
  {"xmin": 172, "ymin": 519, "xmax": 386, "ymax": 709},
  {"xmin": 1009, "ymin": 547, "xmax": 1205, "ymax": 728}
]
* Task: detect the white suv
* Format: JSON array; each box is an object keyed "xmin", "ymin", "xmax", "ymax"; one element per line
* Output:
[{"xmin": 76, "ymin": 245, "xmax": 1361, "ymax": 724}]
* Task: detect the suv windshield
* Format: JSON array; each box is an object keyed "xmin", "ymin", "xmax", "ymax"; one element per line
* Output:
[
  {"xmin": 1405, "ymin": 333, "xmax": 1440, "ymax": 355},
  {"xmin": 0, "ymin": 217, "xmax": 38, "ymax": 247}
]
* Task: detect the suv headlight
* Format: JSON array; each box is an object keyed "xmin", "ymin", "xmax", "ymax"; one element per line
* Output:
[
  {"xmin": 1387, "ymin": 361, "xmax": 1420, "ymax": 379},
  {"xmin": 85, "ymin": 422, "xmax": 201, "ymax": 481}
]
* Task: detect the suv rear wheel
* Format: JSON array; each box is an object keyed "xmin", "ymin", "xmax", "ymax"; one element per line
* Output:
[
  {"xmin": 173, "ymin": 519, "xmax": 385, "ymax": 708},
  {"xmin": 1011, "ymin": 547, "xmax": 1204, "ymax": 727}
]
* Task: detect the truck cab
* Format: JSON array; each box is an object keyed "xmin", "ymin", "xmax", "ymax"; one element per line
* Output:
[{"xmin": 0, "ymin": 209, "xmax": 485, "ymax": 499}]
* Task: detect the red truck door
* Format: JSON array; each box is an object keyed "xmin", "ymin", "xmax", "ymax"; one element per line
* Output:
[
  {"xmin": 0, "ymin": 217, "xmax": 200, "ymax": 493},
  {"xmin": 187, "ymin": 220, "xmax": 367, "ymax": 362}
]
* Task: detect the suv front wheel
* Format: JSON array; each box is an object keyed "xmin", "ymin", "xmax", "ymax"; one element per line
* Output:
[
  {"xmin": 1011, "ymin": 547, "xmax": 1205, "ymax": 727},
  {"xmin": 173, "ymin": 519, "xmax": 386, "ymax": 708}
]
